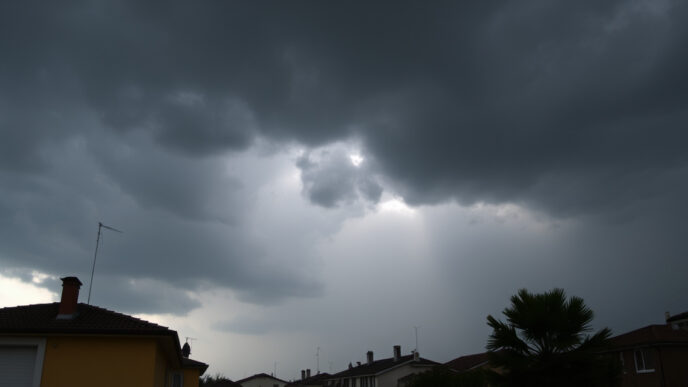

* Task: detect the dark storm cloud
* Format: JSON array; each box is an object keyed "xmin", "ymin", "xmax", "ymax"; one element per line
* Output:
[
  {"xmin": 296, "ymin": 147, "xmax": 382, "ymax": 208},
  {"xmin": 1, "ymin": 0, "xmax": 687, "ymax": 316},
  {"xmin": 3, "ymin": 1, "xmax": 687, "ymax": 214}
]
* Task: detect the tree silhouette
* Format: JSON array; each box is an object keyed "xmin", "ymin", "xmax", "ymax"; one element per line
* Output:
[{"xmin": 486, "ymin": 288, "xmax": 619, "ymax": 387}]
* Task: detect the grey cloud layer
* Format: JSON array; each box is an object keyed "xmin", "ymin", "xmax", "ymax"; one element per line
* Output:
[{"xmin": 297, "ymin": 146, "xmax": 382, "ymax": 208}]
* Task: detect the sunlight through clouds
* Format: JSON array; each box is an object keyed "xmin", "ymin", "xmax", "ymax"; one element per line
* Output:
[
  {"xmin": 349, "ymin": 153, "xmax": 364, "ymax": 167},
  {"xmin": 378, "ymin": 198, "xmax": 416, "ymax": 216}
]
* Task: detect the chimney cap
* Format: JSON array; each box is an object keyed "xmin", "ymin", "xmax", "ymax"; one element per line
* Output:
[{"xmin": 61, "ymin": 277, "xmax": 83, "ymax": 286}]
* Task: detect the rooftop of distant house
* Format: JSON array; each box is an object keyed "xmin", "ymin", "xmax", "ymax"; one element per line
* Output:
[
  {"xmin": 286, "ymin": 372, "xmax": 331, "ymax": 386},
  {"xmin": 609, "ymin": 323, "xmax": 688, "ymax": 349},
  {"xmin": 235, "ymin": 372, "xmax": 289, "ymax": 384},
  {"xmin": 328, "ymin": 350, "xmax": 438, "ymax": 378},
  {"xmin": 445, "ymin": 352, "xmax": 490, "ymax": 372},
  {"xmin": 666, "ymin": 310, "xmax": 688, "ymax": 323}
]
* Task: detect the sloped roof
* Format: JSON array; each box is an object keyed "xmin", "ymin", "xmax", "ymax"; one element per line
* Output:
[
  {"xmin": 236, "ymin": 373, "xmax": 288, "ymax": 384},
  {"xmin": 329, "ymin": 355, "xmax": 438, "ymax": 378},
  {"xmin": 0, "ymin": 302, "xmax": 174, "ymax": 336},
  {"xmin": 286, "ymin": 372, "xmax": 331, "ymax": 386},
  {"xmin": 183, "ymin": 357, "xmax": 210, "ymax": 374},
  {"xmin": 609, "ymin": 324, "xmax": 688, "ymax": 349},
  {"xmin": 445, "ymin": 352, "xmax": 489, "ymax": 372},
  {"xmin": 667, "ymin": 310, "xmax": 688, "ymax": 323},
  {"xmin": 202, "ymin": 380, "xmax": 242, "ymax": 387}
]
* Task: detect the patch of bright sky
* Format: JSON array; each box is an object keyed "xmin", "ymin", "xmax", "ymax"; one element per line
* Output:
[
  {"xmin": 349, "ymin": 153, "xmax": 363, "ymax": 167},
  {"xmin": 378, "ymin": 196, "xmax": 416, "ymax": 216},
  {"xmin": 0, "ymin": 272, "xmax": 57, "ymax": 307}
]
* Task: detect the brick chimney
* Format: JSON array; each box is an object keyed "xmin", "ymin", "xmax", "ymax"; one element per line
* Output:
[
  {"xmin": 57, "ymin": 276, "xmax": 82, "ymax": 319},
  {"xmin": 306, "ymin": 369, "xmax": 311, "ymax": 378},
  {"xmin": 301, "ymin": 370, "xmax": 306, "ymax": 380},
  {"xmin": 393, "ymin": 345, "xmax": 401, "ymax": 362},
  {"xmin": 367, "ymin": 351, "xmax": 374, "ymax": 365}
]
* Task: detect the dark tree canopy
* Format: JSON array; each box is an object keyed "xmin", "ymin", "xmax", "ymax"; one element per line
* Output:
[{"xmin": 486, "ymin": 289, "xmax": 619, "ymax": 387}]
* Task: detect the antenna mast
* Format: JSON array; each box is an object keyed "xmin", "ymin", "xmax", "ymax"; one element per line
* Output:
[
  {"xmin": 414, "ymin": 326, "xmax": 420, "ymax": 353},
  {"xmin": 316, "ymin": 346, "xmax": 320, "ymax": 374},
  {"xmin": 87, "ymin": 222, "xmax": 123, "ymax": 304}
]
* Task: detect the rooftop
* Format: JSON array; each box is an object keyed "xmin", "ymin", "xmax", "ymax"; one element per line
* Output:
[
  {"xmin": 236, "ymin": 373, "xmax": 289, "ymax": 384},
  {"xmin": 445, "ymin": 352, "xmax": 490, "ymax": 372},
  {"xmin": 0, "ymin": 302, "xmax": 174, "ymax": 336},
  {"xmin": 609, "ymin": 324, "xmax": 688, "ymax": 349},
  {"xmin": 329, "ymin": 354, "xmax": 438, "ymax": 378},
  {"xmin": 286, "ymin": 372, "xmax": 332, "ymax": 386},
  {"xmin": 667, "ymin": 310, "xmax": 688, "ymax": 323}
]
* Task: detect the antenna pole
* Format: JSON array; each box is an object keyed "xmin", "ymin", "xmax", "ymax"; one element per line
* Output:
[
  {"xmin": 316, "ymin": 346, "xmax": 320, "ymax": 374},
  {"xmin": 87, "ymin": 222, "xmax": 123, "ymax": 305},
  {"xmin": 414, "ymin": 326, "xmax": 419, "ymax": 353},
  {"xmin": 87, "ymin": 223, "xmax": 103, "ymax": 304}
]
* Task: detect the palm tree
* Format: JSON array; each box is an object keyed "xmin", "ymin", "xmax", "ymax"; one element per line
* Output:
[{"xmin": 486, "ymin": 288, "xmax": 619, "ymax": 387}]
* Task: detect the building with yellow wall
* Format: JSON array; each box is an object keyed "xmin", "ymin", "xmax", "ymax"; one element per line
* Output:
[{"xmin": 0, "ymin": 276, "xmax": 207, "ymax": 387}]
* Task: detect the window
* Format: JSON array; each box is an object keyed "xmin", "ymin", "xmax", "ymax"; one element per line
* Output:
[
  {"xmin": 634, "ymin": 348, "xmax": 655, "ymax": 373},
  {"xmin": 0, "ymin": 338, "xmax": 46, "ymax": 387}
]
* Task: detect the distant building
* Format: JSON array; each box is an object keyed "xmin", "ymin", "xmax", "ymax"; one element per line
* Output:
[
  {"xmin": 608, "ymin": 310, "xmax": 688, "ymax": 387},
  {"xmin": 445, "ymin": 352, "xmax": 491, "ymax": 373},
  {"xmin": 325, "ymin": 346, "xmax": 438, "ymax": 387},
  {"xmin": 0, "ymin": 276, "xmax": 207, "ymax": 387},
  {"xmin": 666, "ymin": 310, "xmax": 688, "ymax": 330},
  {"xmin": 237, "ymin": 373, "xmax": 288, "ymax": 387},
  {"xmin": 201, "ymin": 379, "xmax": 242, "ymax": 387},
  {"xmin": 286, "ymin": 369, "xmax": 331, "ymax": 387}
]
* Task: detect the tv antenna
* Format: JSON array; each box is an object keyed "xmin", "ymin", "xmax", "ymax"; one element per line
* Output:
[
  {"xmin": 316, "ymin": 346, "xmax": 320, "ymax": 374},
  {"xmin": 185, "ymin": 337, "xmax": 197, "ymax": 344},
  {"xmin": 87, "ymin": 222, "xmax": 123, "ymax": 304},
  {"xmin": 414, "ymin": 326, "xmax": 420, "ymax": 353}
]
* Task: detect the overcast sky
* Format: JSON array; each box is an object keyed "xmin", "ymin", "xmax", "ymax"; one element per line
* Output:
[{"xmin": 2, "ymin": 0, "xmax": 688, "ymax": 381}]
